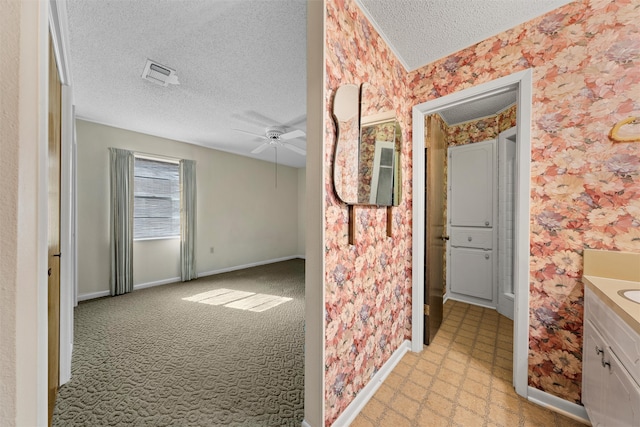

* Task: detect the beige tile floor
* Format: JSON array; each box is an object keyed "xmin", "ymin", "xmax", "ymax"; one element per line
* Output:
[{"xmin": 352, "ymin": 300, "xmax": 587, "ymax": 427}]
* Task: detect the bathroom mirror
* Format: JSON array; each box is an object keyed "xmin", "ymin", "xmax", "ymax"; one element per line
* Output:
[{"xmin": 332, "ymin": 83, "xmax": 401, "ymax": 206}]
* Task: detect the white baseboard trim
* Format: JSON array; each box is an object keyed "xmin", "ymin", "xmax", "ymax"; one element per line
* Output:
[
  {"xmin": 77, "ymin": 290, "xmax": 109, "ymax": 301},
  {"xmin": 301, "ymin": 421, "xmax": 312, "ymax": 427},
  {"xmin": 331, "ymin": 340, "xmax": 411, "ymax": 427},
  {"xmin": 443, "ymin": 292, "xmax": 449, "ymax": 304},
  {"xmin": 134, "ymin": 276, "xmax": 180, "ymax": 291},
  {"xmin": 198, "ymin": 255, "xmax": 303, "ymax": 278},
  {"xmin": 527, "ymin": 387, "xmax": 591, "ymax": 425},
  {"xmin": 77, "ymin": 256, "xmax": 305, "ymax": 302},
  {"xmin": 296, "ymin": 254, "xmax": 306, "ymax": 260}
]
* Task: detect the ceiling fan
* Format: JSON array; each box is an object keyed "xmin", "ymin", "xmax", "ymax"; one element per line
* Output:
[{"xmin": 234, "ymin": 126, "xmax": 307, "ymax": 155}]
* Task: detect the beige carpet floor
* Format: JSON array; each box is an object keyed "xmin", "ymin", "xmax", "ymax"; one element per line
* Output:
[
  {"xmin": 53, "ymin": 259, "xmax": 305, "ymax": 426},
  {"xmin": 352, "ymin": 300, "xmax": 587, "ymax": 427}
]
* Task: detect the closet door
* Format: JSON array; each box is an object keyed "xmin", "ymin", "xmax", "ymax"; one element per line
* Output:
[
  {"xmin": 449, "ymin": 140, "xmax": 495, "ymax": 228},
  {"xmin": 450, "ymin": 247, "xmax": 493, "ymax": 301}
]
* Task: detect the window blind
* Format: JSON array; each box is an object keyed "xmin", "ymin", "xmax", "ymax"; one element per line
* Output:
[{"xmin": 133, "ymin": 157, "xmax": 180, "ymax": 239}]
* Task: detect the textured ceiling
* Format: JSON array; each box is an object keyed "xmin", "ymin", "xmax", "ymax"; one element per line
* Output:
[
  {"xmin": 66, "ymin": 0, "xmax": 308, "ymax": 167},
  {"xmin": 439, "ymin": 91, "xmax": 517, "ymax": 126},
  {"xmin": 356, "ymin": 0, "xmax": 573, "ymax": 71},
  {"xmin": 65, "ymin": 0, "xmax": 570, "ymax": 168}
]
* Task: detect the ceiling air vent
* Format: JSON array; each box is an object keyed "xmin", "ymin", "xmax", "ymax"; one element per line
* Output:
[{"xmin": 141, "ymin": 59, "xmax": 179, "ymax": 87}]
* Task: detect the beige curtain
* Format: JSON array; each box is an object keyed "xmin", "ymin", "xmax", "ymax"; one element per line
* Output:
[
  {"xmin": 180, "ymin": 159, "xmax": 197, "ymax": 281},
  {"xmin": 109, "ymin": 148, "xmax": 134, "ymax": 295}
]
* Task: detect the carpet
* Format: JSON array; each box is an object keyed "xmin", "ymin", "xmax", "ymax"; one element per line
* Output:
[{"xmin": 53, "ymin": 259, "xmax": 305, "ymax": 426}]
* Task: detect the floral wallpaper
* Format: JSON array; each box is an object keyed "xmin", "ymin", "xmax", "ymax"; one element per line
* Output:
[
  {"xmin": 325, "ymin": 0, "xmax": 412, "ymax": 423},
  {"xmin": 325, "ymin": 0, "xmax": 639, "ymax": 422},
  {"xmin": 447, "ymin": 104, "xmax": 518, "ymax": 146},
  {"xmin": 406, "ymin": 0, "xmax": 640, "ymax": 403}
]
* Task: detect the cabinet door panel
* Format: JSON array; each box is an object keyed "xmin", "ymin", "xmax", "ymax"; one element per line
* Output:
[
  {"xmin": 583, "ymin": 319, "xmax": 607, "ymax": 426},
  {"xmin": 449, "ymin": 140, "xmax": 495, "ymax": 227},
  {"xmin": 606, "ymin": 352, "xmax": 640, "ymax": 427},
  {"xmin": 450, "ymin": 247, "xmax": 493, "ymax": 300}
]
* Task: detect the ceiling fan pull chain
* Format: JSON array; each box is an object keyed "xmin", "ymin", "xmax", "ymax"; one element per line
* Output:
[{"xmin": 275, "ymin": 147, "xmax": 278, "ymax": 188}]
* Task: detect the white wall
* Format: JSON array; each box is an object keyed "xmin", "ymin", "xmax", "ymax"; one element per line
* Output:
[
  {"xmin": 76, "ymin": 120, "xmax": 302, "ymax": 297},
  {"xmin": 1, "ymin": 1, "xmax": 49, "ymax": 425},
  {"xmin": 297, "ymin": 168, "xmax": 306, "ymax": 257}
]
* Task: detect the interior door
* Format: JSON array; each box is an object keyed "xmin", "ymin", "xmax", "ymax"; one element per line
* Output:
[
  {"xmin": 423, "ymin": 115, "xmax": 445, "ymax": 345},
  {"xmin": 448, "ymin": 139, "xmax": 497, "ymax": 307},
  {"xmin": 48, "ymin": 34, "xmax": 62, "ymax": 426}
]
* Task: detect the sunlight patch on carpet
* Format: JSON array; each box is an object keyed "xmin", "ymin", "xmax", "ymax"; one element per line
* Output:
[{"xmin": 183, "ymin": 288, "xmax": 292, "ymax": 312}]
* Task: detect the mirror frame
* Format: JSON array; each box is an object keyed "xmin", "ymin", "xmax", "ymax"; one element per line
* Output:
[{"xmin": 331, "ymin": 83, "xmax": 401, "ymax": 207}]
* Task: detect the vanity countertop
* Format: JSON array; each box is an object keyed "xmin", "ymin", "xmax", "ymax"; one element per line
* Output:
[
  {"xmin": 583, "ymin": 249, "xmax": 640, "ymax": 335},
  {"xmin": 583, "ymin": 276, "xmax": 640, "ymax": 335}
]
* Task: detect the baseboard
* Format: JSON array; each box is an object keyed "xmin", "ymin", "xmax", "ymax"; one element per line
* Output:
[
  {"xmin": 301, "ymin": 421, "xmax": 312, "ymax": 427},
  {"xmin": 77, "ymin": 256, "xmax": 304, "ymax": 302},
  {"xmin": 198, "ymin": 255, "xmax": 303, "ymax": 278},
  {"xmin": 296, "ymin": 254, "xmax": 306, "ymax": 260},
  {"xmin": 331, "ymin": 340, "xmax": 411, "ymax": 427},
  {"xmin": 527, "ymin": 387, "xmax": 591, "ymax": 425},
  {"xmin": 443, "ymin": 292, "xmax": 449, "ymax": 304},
  {"xmin": 77, "ymin": 290, "xmax": 110, "ymax": 301},
  {"xmin": 134, "ymin": 276, "xmax": 180, "ymax": 291}
]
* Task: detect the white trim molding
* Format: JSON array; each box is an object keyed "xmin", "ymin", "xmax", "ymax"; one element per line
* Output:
[
  {"xmin": 198, "ymin": 255, "xmax": 304, "ymax": 278},
  {"xmin": 77, "ymin": 256, "xmax": 304, "ymax": 301},
  {"xmin": 411, "ymin": 70, "xmax": 533, "ymax": 398},
  {"xmin": 527, "ymin": 387, "xmax": 590, "ymax": 425},
  {"xmin": 330, "ymin": 340, "xmax": 411, "ymax": 427}
]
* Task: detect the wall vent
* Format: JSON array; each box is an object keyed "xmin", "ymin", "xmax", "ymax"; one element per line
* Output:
[{"xmin": 141, "ymin": 59, "xmax": 179, "ymax": 86}]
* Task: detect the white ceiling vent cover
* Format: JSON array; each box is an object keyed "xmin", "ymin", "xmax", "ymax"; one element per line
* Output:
[{"xmin": 141, "ymin": 59, "xmax": 179, "ymax": 86}]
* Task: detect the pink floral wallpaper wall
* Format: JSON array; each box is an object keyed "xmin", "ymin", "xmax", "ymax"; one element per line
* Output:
[
  {"xmin": 325, "ymin": 0, "xmax": 639, "ymax": 422},
  {"xmin": 406, "ymin": 0, "xmax": 640, "ymax": 403},
  {"xmin": 325, "ymin": 0, "xmax": 411, "ymax": 423},
  {"xmin": 447, "ymin": 104, "xmax": 518, "ymax": 146}
]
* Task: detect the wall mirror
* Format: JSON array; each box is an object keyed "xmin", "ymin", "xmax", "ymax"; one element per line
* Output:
[{"xmin": 332, "ymin": 83, "xmax": 401, "ymax": 206}]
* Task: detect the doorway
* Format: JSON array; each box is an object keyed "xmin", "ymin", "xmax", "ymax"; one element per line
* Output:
[{"xmin": 412, "ymin": 70, "xmax": 532, "ymax": 398}]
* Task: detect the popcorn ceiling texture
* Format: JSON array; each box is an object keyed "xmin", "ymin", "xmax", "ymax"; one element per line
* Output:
[
  {"xmin": 326, "ymin": 0, "xmax": 640, "ymax": 423},
  {"xmin": 356, "ymin": 0, "xmax": 572, "ymax": 71}
]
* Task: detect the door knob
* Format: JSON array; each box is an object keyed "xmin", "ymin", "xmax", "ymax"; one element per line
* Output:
[
  {"xmin": 441, "ymin": 235, "xmax": 449, "ymax": 241},
  {"xmin": 53, "ymin": 253, "xmax": 61, "ymax": 257}
]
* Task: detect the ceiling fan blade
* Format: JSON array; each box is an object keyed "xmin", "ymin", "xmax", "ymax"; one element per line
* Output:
[
  {"xmin": 251, "ymin": 142, "xmax": 271, "ymax": 154},
  {"xmin": 280, "ymin": 129, "xmax": 306, "ymax": 140},
  {"xmin": 233, "ymin": 128, "xmax": 267, "ymax": 139},
  {"xmin": 281, "ymin": 142, "xmax": 306, "ymax": 156},
  {"xmin": 283, "ymin": 114, "xmax": 307, "ymax": 128}
]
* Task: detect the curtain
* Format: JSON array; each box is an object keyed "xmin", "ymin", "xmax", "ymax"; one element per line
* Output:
[
  {"xmin": 180, "ymin": 159, "xmax": 197, "ymax": 281},
  {"xmin": 109, "ymin": 148, "xmax": 134, "ymax": 296}
]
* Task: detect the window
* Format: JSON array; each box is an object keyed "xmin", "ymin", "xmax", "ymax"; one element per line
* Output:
[{"xmin": 133, "ymin": 156, "xmax": 180, "ymax": 240}]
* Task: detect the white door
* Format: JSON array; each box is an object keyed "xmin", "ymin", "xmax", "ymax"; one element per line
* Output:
[
  {"xmin": 450, "ymin": 247, "xmax": 493, "ymax": 300},
  {"xmin": 449, "ymin": 140, "xmax": 495, "ymax": 228},
  {"xmin": 448, "ymin": 139, "xmax": 497, "ymax": 307},
  {"xmin": 497, "ymin": 128, "xmax": 516, "ymax": 320}
]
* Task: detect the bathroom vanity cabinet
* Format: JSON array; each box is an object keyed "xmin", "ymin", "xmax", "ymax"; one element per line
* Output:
[{"xmin": 582, "ymin": 285, "xmax": 640, "ymax": 427}]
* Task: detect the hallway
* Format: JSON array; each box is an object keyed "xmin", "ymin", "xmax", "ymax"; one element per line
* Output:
[{"xmin": 352, "ymin": 301, "xmax": 585, "ymax": 426}]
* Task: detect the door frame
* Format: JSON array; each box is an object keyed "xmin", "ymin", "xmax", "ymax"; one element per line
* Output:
[
  {"xmin": 411, "ymin": 69, "xmax": 532, "ymax": 398},
  {"xmin": 50, "ymin": 0, "xmax": 75, "ymax": 387}
]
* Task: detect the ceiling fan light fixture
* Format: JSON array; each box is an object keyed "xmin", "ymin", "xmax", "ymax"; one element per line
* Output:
[{"xmin": 265, "ymin": 127, "xmax": 285, "ymax": 140}]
